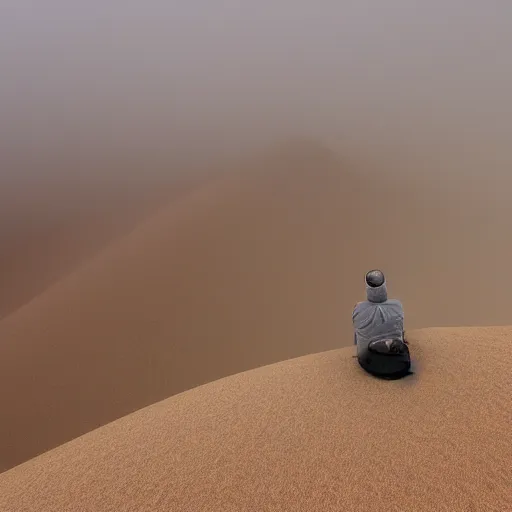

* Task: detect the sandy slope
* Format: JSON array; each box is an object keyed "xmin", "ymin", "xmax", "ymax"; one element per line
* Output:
[
  {"xmin": 0, "ymin": 326, "xmax": 510, "ymax": 512},
  {"xmin": 0, "ymin": 174, "xmax": 205, "ymax": 320},
  {"xmin": 0, "ymin": 147, "xmax": 367, "ymax": 471},
  {"xmin": 1, "ymin": 144, "xmax": 512, "ymax": 472}
]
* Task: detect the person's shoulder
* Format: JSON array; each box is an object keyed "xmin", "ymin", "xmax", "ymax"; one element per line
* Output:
[
  {"xmin": 385, "ymin": 298, "xmax": 404, "ymax": 308},
  {"xmin": 353, "ymin": 301, "xmax": 370, "ymax": 313}
]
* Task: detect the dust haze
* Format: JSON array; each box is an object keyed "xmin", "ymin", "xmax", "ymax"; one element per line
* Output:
[
  {"xmin": 2, "ymin": 1, "xmax": 512, "ymax": 179},
  {"xmin": 0, "ymin": 2, "xmax": 512, "ymax": 316}
]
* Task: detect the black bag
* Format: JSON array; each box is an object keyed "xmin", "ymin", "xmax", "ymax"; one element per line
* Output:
[{"xmin": 358, "ymin": 338, "xmax": 411, "ymax": 379}]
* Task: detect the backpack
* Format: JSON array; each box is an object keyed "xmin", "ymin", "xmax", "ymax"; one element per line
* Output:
[{"xmin": 357, "ymin": 338, "xmax": 411, "ymax": 379}]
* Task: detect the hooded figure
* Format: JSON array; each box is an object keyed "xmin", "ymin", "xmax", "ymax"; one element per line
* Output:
[{"xmin": 352, "ymin": 270, "xmax": 411, "ymax": 378}]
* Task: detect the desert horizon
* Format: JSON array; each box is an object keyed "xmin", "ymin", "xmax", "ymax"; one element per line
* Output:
[{"xmin": 1, "ymin": 2, "xmax": 511, "ymax": 510}]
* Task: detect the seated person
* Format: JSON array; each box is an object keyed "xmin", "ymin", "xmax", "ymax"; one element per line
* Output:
[{"xmin": 352, "ymin": 269, "xmax": 411, "ymax": 379}]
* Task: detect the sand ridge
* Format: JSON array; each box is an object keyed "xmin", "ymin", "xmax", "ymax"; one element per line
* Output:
[
  {"xmin": 0, "ymin": 326, "xmax": 510, "ymax": 511},
  {"xmin": 0, "ymin": 173, "xmax": 208, "ymax": 320}
]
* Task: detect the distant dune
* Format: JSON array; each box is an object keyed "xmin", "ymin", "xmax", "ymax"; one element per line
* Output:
[
  {"xmin": 1, "ymin": 143, "xmax": 512, "ymax": 472},
  {"xmin": 0, "ymin": 173, "xmax": 207, "ymax": 320},
  {"xmin": 0, "ymin": 326, "xmax": 510, "ymax": 511}
]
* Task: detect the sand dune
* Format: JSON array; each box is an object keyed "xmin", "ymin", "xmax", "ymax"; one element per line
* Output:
[
  {"xmin": 0, "ymin": 145, "xmax": 367, "ymax": 471},
  {"xmin": 0, "ymin": 326, "xmax": 510, "ymax": 511},
  {"xmin": 0, "ymin": 173, "xmax": 206, "ymax": 320},
  {"xmin": 1, "ymin": 144, "xmax": 512, "ymax": 472}
]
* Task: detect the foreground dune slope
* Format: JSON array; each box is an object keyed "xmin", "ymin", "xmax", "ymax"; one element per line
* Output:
[
  {"xmin": 1, "ymin": 146, "xmax": 379, "ymax": 471},
  {"xmin": 0, "ymin": 326, "xmax": 510, "ymax": 512}
]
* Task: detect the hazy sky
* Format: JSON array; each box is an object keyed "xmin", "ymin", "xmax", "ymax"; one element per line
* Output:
[{"xmin": 1, "ymin": 1, "xmax": 512, "ymax": 179}]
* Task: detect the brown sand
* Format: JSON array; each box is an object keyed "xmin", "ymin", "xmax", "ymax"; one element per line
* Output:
[
  {"xmin": 0, "ymin": 326, "xmax": 510, "ymax": 511},
  {"xmin": 1, "ymin": 145, "xmax": 512, "ymax": 472}
]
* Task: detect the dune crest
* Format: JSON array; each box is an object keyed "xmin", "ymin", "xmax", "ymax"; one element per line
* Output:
[{"xmin": 0, "ymin": 326, "xmax": 510, "ymax": 511}]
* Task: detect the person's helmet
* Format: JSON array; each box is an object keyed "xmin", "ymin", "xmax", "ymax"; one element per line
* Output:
[{"xmin": 365, "ymin": 269, "xmax": 385, "ymax": 288}]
